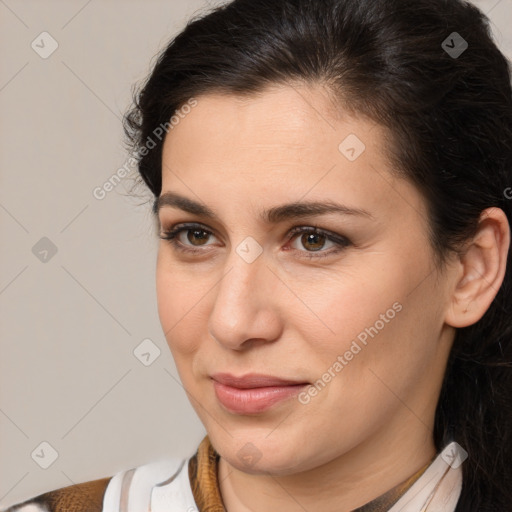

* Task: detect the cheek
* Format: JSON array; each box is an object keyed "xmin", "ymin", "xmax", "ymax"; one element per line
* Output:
[
  {"xmin": 156, "ymin": 258, "xmax": 207, "ymax": 358},
  {"xmin": 315, "ymin": 283, "xmax": 439, "ymax": 413},
  {"xmin": 295, "ymin": 268, "xmax": 401, "ymax": 355},
  {"xmin": 299, "ymin": 256, "xmax": 434, "ymax": 381}
]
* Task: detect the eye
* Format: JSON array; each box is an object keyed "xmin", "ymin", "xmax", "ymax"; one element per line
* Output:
[
  {"xmin": 159, "ymin": 223, "xmax": 218, "ymax": 254},
  {"xmin": 159, "ymin": 223, "xmax": 351, "ymax": 259},
  {"xmin": 286, "ymin": 226, "xmax": 351, "ymax": 259}
]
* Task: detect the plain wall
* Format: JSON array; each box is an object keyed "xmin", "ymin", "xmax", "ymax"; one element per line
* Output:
[{"xmin": 1, "ymin": 0, "xmax": 511, "ymax": 508}]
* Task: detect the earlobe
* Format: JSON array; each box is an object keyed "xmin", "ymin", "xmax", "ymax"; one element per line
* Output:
[{"xmin": 445, "ymin": 207, "xmax": 510, "ymax": 329}]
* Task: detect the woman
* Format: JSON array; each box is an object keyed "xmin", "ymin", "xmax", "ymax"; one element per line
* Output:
[{"xmin": 4, "ymin": 0, "xmax": 511, "ymax": 510}]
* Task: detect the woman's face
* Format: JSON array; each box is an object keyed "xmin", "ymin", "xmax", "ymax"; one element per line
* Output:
[{"xmin": 156, "ymin": 84, "xmax": 456, "ymax": 476}]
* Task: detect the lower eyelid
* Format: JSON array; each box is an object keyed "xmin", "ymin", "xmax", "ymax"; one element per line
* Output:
[
  {"xmin": 289, "ymin": 233, "xmax": 338, "ymax": 251},
  {"xmin": 173, "ymin": 229, "xmax": 218, "ymax": 250},
  {"xmin": 162, "ymin": 225, "xmax": 350, "ymax": 256}
]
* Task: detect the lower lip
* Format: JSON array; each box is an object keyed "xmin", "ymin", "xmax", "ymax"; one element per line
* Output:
[{"xmin": 212, "ymin": 381, "xmax": 308, "ymax": 414}]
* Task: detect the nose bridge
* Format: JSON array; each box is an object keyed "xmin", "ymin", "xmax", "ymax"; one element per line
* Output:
[
  {"xmin": 213, "ymin": 244, "xmax": 266, "ymax": 321},
  {"xmin": 208, "ymin": 240, "xmax": 278, "ymax": 348},
  {"xmin": 222, "ymin": 232, "xmax": 269, "ymax": 298}
]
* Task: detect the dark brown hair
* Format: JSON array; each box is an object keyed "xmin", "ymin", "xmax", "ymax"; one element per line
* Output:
[{"xmin": 124, "ymin": 0, "xmax": 512, "ymax": 508}]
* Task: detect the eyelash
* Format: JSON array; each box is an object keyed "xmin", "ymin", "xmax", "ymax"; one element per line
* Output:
[{"xmin": 159, "ymin": 223, "xmax": 351, "ymax": 260}]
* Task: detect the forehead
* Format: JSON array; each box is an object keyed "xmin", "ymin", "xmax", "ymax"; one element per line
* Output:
[
  {"xmin": 161, "ymin": 84, "xmax": 387, "ymax": 180},
  {"xmin": 174, "ymin": 82, "xmax": 343, "ymax": 133}
]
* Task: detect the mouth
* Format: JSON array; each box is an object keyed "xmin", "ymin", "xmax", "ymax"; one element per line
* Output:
[{"xmin": 210, "ymin": 373, "xmax": 310, "ymax": 414}]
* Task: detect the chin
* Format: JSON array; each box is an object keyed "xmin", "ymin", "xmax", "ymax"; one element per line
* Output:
[
  {"xmin": 211, "ymin": 427, "xmax": 315, "ymax": 476},
  {"xmin": 226, "ymin": 451, "xmax": 307, "ymax": 476}
]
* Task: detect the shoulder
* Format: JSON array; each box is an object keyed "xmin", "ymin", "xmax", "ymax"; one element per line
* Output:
[
  {"xmin": 1, "ymin": 477, "xmax": 112, "ymax": 512},
  {"xmin": 1, "ymin": 457, "xmax": 191, "ymax": 512}
]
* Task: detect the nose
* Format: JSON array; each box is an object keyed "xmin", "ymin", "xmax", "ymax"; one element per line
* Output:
[{"xmin": 207, "ymin": 248, "xmax": 283, "ymax": 351}]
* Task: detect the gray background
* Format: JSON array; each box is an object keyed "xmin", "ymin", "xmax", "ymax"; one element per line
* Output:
[{"xmin": 0, "ymin": 0, "xmax": 511, "ymax": 508}]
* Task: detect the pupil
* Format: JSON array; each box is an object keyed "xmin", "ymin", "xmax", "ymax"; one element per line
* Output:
[
  {"xmin": 303, "ymin": 233, "xmax": 324, "ymax": 251},
  {"xmin": 188, "ymin": 229, "xmax": 208, "ymax": 245}
]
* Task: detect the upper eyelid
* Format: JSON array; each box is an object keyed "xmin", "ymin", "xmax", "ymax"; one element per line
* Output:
[
  {"xmin": 159, "ymin": 223, "xmax": 352, "ymax": 262},
  {"xmin": 161, "ymin": 222, "xmax": 339, "ymax": 238},
  {"xmin": 161, "ymin": 223, "xmax": 349, "ymax": 249}
]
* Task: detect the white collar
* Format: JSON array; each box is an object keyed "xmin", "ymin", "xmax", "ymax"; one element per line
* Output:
[{"xmin": 388, "ymin": 441, "xmax": 464, "ymax": 511}]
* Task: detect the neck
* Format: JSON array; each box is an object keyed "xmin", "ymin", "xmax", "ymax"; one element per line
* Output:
[{"xmin": 218, "ymin": 427, "xmax": 437, "ymax": 512}]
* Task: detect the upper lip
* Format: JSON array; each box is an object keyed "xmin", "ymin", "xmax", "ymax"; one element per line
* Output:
[{"xmin": 211, "ymin": 372, "xmax": 309, "ymax": 389}]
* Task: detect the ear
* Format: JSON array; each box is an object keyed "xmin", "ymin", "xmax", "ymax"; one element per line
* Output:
[{"xmin": 445, "ymin": 207, "xmax": 510, "ymax": 328}]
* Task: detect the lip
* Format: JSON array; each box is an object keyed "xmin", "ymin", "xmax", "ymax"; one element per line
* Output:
[
  {"xmin": 211, "ymin": 373, "xmax": 309, "ymax": 414},
  {"xmin": 211, "ymin": 372, "xmax": 308, "ymax": 388}
]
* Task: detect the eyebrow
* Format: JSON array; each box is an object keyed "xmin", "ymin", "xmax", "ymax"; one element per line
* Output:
[{"xmin": 153, "ymin": 191, "xmax": 374, "ymax": 223}]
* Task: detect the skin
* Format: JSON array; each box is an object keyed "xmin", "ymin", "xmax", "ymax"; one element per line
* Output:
[{"xmin": 155, "ymin": 83, "xmax": 510, "ymax": 512}]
